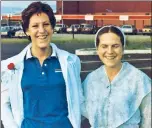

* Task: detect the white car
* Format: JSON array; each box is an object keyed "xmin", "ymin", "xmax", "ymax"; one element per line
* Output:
[
  {"xmin": 1, "ymin": 26, "xmax": 16, "ymax": 38},
  {"xmin": 66, "ymin": 24, "xmax": 81, "ymax": 33},
  {"xmin": 54, "ymin": 24, "xmax": 68, "ymax": 33},
  {"xmin": 121, "ymin": 25, "xmax": 137, "ymax": 35},
  {"xmin": 15, "ymin": 29, "xmax": 27, "ymax": 38},
  {"xmin": 142, "ymin": 25, "xmax": 152, "ymax": 35}
]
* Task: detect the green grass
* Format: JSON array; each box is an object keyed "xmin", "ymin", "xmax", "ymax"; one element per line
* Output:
[
  {"xmin": 1, "ymin": 34, "xmax": 151, "ymax": 50},
  {"xmin": 1, "ymin": 38, "xmax": 30, "ymax": 44},
  {"xmin": 52, "ymin": 34, "xmax": 95, "ymax": 43},
  {"xmin": 126, "ymin": 35, "xmax": 152, "ymax": 50},
  {"xmin": 1, "ymin": 34, "xmax": 95, "ymax": 44}
]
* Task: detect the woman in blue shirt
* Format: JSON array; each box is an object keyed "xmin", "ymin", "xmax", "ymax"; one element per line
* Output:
[
  {"xmin": 82, "ymin": 25, "xmax": 151, "ymax": 128},
  {"xmin": 1, "ymin": 2, "xmax": 83, "ymax": 128}
]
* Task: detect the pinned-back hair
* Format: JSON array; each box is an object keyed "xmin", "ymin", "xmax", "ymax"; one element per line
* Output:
[{"xmin": 95, "ymin": 25, "xmax": 126, "ymax": 48}]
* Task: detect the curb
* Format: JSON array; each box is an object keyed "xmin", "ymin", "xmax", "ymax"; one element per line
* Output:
[{"xmin": 75, "ymin": 48, "xmax": 151, "ymax": 55}]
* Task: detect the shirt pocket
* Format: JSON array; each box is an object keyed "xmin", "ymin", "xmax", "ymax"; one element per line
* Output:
[
  {"xmin": 53, "ymin": 70, "xmax": 65, "ymax": 85},
  {"xmin": 55, "ymin": 68, "xmax": 62, "ymax": 73}
]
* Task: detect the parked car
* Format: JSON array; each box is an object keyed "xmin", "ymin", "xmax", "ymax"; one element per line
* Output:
[
  {"xmin": 142, "ymin": 25, "xmax": 152, "ymax": 35},
  {"xmin": 66, "ymin": 24, "xmax": 81, "ymax": 33},
  {"xmin": 1, "ymin": 26, "xmax": 16, "ymax": 38},
  {"xmin": 121, "ymin": 25, "xmax": 137, "ymax": 35},
  {"xmin": 80, "ymin": 23, "xmax": 97, "ymax": 34},
  {"xmin": 13, "ymin": 25, "xmax": 23, "ymax": 31},
  {"xmin": 54, "ymin": 24, "xmax": 68, "ymax": 33},
  {"xmin": 15, "ymin": 29, "xmax": 27, "ymax": 38}
]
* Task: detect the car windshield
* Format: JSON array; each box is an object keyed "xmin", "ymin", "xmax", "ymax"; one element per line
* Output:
[
  {"xmin": 85, "ymin": 25, "xmax": 93, "ymax": 28},
  {"xmin": 74, "ymin": 25, "xmax": 80, "ymax": 28},
  {"xmin": 1, "ymin": 26, "xmax": 10, "ymax": 31},
  {"xmin": 81, "ymin": 24, "xmax": 93, "ymax": 27},
  {"xmin": 144, "ymin": 25, "xmax": 152, "ymax": 28},
  {"xmin": 56, "ymin": 24, "xmax": 63, "ymax": 27},
  {"xmin": 123, "ymin": 26, "xmax": 131, "ymax": 28},
  {"xmin": 10, "ymin": 26, "xmax": 15, "ymax": 30},
  {"xmin": 80, "ymin": 25, "xmax": 85, "ymax": 27},
  {"xmin": 70, "ymin": 24, "xmax": 79, "ymax": 28}
]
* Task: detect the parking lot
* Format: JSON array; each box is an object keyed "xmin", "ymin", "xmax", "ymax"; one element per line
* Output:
[{"xmin": 1, "ymin": 24, "xmax": 152, "ymax": 39}]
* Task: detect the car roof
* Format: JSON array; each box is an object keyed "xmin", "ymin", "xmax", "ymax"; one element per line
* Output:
[
  {"xmin": 144, "ymin": 25, "xmax": 152, "ymax": 28},
  {"xmin": 122, "ymin": 25, "xmax": 133, "ymax": 26}
]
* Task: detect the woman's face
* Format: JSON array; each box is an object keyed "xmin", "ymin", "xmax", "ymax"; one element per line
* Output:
[
  {"xmin": 26, "ymin": 12, "xmax": 53, "ymax": 49},
  {"xmin": 97, "ymin": 32, "xmax": 123, "ymax": 68}
]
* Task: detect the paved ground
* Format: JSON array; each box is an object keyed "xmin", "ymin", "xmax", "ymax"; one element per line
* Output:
[
  {"xmin": 1, "ymin": 42, "xmax": 95, "ymax": 60},
  {"xmin": 1, "ymin": 43, "xmax": 151, "ymax": 128},
  {"xmin": 79, "ymin": 54, "xmax": 151, "ymax": 81}
]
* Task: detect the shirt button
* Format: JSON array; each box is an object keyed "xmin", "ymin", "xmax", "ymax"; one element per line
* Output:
[
  {"xmin": 44, "ymin": 64, "xmax": 47, "ymax": 66},
  {"xmin": 42, "ymin": 72, "xmax": 45, "ymax": 75}
]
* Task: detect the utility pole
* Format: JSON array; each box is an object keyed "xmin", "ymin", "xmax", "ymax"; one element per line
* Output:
[{"xmin": 62, "ymin": 0, "xmax": 64, "ymax": 25}]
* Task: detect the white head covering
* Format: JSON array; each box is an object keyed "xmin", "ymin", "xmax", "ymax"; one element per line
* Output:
[{"xmin": 94, "ymin": 25, "xmax": 126, "ymax": 48}]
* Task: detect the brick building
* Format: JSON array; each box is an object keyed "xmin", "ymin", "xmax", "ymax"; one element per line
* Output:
[{"xmin": 56, "ymin": 1, "xmax": 152, "ymax": 29}]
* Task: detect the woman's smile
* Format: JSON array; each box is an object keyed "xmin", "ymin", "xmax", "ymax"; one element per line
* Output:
[
  {"xmin": 104, "ymin": 56, "xmax": 116, "ymax": 60},
  {"xmin": 37, "ymin": 35, "xmax": 48, "ymax": 39}
]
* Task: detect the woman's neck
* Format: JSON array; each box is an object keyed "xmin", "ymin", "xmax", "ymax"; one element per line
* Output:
[
  {"xmin": 105, "ymin": 63, "xmax": 122, "ymax": 82},
  {"xmin": 31, "ymin": 46, "xmax": 52, "ymax": 65}
]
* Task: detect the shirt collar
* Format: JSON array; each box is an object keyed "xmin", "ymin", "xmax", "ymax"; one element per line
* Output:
[{"xmin": 26, "ymin": 46, "xmax": 57, "ymax": 60}]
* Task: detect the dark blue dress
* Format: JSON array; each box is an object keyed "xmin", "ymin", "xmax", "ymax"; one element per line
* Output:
[{"xmin": 21, "ymin": 56, "xmax": 73, "ymax": 128}]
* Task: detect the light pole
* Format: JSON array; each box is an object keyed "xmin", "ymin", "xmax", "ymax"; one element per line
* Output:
[
  {"xmin": 7, "ymin": 14, "xmax": 11, "ymax": 26},
  {"xmin": 7, "ymin": 14, "xmax": 12, "ymax": 26}
]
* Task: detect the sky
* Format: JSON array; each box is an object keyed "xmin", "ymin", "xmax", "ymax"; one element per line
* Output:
[
  {"xmin": 1, "ymin": 1, "xmax": 56, "ymax": 14},
  {"xmin": 1, "ymin": 1, "xmax": 56, "ymax": 8}
]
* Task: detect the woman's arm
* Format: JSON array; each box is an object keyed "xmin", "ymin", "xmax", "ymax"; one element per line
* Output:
[
  {"xmin": 139, "ymin": 92, "xmax": 151, "ymax": 128},
  {"xmin": 1, "ymin": 71, "xmax": 18, "ymax": 128},
  {"xmin": 73, "ymin": 56, "xmax": 88, "ymax": 119}
]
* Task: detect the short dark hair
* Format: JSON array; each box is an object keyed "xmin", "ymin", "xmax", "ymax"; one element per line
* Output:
[
  {"xmin": 95, "ymin": 25, "xmax": 125, "ymax": 48},
  {"xmin": 21, "ymin": 1, "xmax": 56, "ymax": 40}
]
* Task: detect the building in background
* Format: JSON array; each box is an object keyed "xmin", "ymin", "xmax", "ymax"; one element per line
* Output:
[
  {"xmin": 56, "ymin": 1, "xmax": 151, "ymax": 30},
  {"xmin": 1, "ymin": 1, "xmax": 151, "ymax": 30}
]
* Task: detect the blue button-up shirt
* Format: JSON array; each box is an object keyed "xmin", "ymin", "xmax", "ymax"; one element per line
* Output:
[{"xmin": 21, "ymin": 47, "xmax": 73, "ymax": 128}]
